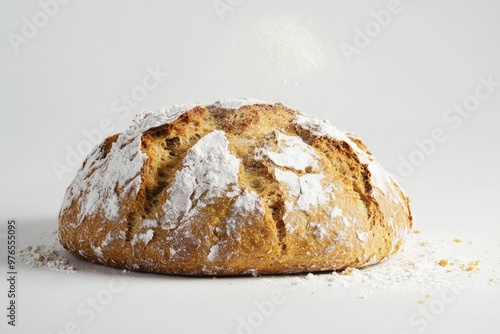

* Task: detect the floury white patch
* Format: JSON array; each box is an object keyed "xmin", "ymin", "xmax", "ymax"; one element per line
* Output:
[
  {"xmin": 60, "ymin": 134, "xmax": 146, "ymax": 224},
  {"xmin": 159, "ymin": 130, "xmax": 241, "ymax": 229},
  {"xmin": 213, "ymin": 97, "xmax": 265, "ymax": 110},
  {"xmin": 257, "ymin": 131, "xmax": 318, "ymax": 172}
]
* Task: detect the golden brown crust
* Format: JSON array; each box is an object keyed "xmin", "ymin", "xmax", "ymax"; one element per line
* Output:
[{"xmin": 59, "ymin": 100, "xmax": 412, "ymax": 276}]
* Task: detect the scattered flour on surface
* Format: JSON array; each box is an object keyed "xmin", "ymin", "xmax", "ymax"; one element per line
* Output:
[
  {"xmin": 19, "ymin": 229, "xmax": 500, "ymax": 299},
  {"xmin": 262, "ymin": 231, "xmax": 500, "ymax": 298},
  {"xmin": 19, "ymin": 231, "xmax": 75, "ymax": 272}
]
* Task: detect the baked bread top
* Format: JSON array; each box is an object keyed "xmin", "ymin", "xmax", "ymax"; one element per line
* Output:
[{"xmin": 58, "ymin": 98, "xmax": 412, "ymax": 275}]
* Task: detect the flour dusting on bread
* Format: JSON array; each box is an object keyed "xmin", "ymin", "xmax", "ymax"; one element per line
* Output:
[
  {"xmin": 159, "ymin": 130, "xmax": 240, "ymax": 230},
  {"xmin": 126, "ymin": 104, "xmax": 200, "ymax": 137},
  {"xmin": 60, "ymin": 134, "xmax": 146, "ymax": 225},
  {"xmin": 59, "ymin": 99, "xmax": 412, "ymax": 276},
  {"xmin": 213, "ymin": 97, "xmax": 265, "ymax": 110},
  {"xmin": 257, "ymin": 131, "xmax": 318, "ymax": 171}
]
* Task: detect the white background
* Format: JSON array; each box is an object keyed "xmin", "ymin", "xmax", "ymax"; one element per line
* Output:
[{"xmin": 1, "ymin": 1, "xmax": 499, "ymax": 333}]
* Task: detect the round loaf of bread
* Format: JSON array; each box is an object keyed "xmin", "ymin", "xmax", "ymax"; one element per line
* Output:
[{"xmin": 59, "ymin": 98, "xmax": 412, "ymax": 275}]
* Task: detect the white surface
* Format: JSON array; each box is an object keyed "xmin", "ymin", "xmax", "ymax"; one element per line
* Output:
[
  {"xmin": 8, "ymin": 220, "xmax": 500, "ymax": 334},
  {"xmin": 1, "ymin": 0, "xmax": 500, "ymax": 333}
]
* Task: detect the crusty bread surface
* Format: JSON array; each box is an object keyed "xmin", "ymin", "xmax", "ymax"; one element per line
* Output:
[{"xmin": 59, "ymin": 99, "xmax": 412, "ymax": 275}]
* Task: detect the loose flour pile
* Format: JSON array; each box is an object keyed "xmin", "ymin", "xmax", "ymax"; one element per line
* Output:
[{"xmin": 19, "ymin": 230, "xmax": 75, "ymax": 272}]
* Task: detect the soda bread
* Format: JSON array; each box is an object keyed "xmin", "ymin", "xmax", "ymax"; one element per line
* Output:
[{"xmin": 58, "ymin": 98, "xmax": 412, "ymax": 275}]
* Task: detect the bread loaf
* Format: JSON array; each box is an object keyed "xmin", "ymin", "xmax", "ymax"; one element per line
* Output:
[{"xmin": 58, "ymin": 98, "xmax": 412, "ymax": 275}]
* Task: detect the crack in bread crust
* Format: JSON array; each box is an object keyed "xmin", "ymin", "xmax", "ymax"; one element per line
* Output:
[
  {"xmin": 127, "ymin": 107, "xmax": 216, "ymax": 240},
  {"xmin": 209, "ymin": 105, "xmax": 297, "ymax": 261},
  {"xmin": 292, "ymin": 125, "xmax": 388, "ymax": 265},
  {"xmin": 241, "ymin": 159, "xmax": 288, "ymax": 255}
]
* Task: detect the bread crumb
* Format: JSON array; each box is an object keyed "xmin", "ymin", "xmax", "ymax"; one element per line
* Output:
[
  {"xmin": 418, "ymin": 300, "xmax": 425, "ymax": 304},
  {"xmin": 413, "ymin": 230, "xmax": 421, "ymax": 234},
  {"xmin": 425, "ymin": 294, "xmax": 431, "ymax": 298},
  {"xmin": 341, "ymin": 268, "xmax": 355, "ymax": 276},
  {"xmin": 489, "ymin": 278, "xmax": 494, "ymax": 283},
  {"xmin": 454, "ymin": 238, "xmax": 462, "ymax": 243},
  {"xmin": 438, "ymin": 259, "xmax": 449, "ymax": 267},
  {"xmin": 460, "ymin": 260, "xmax": 480, "ymax": 272},
  {"xmin": 419, "ymin": 242, "xmax": 427, "ymax": 247}
]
